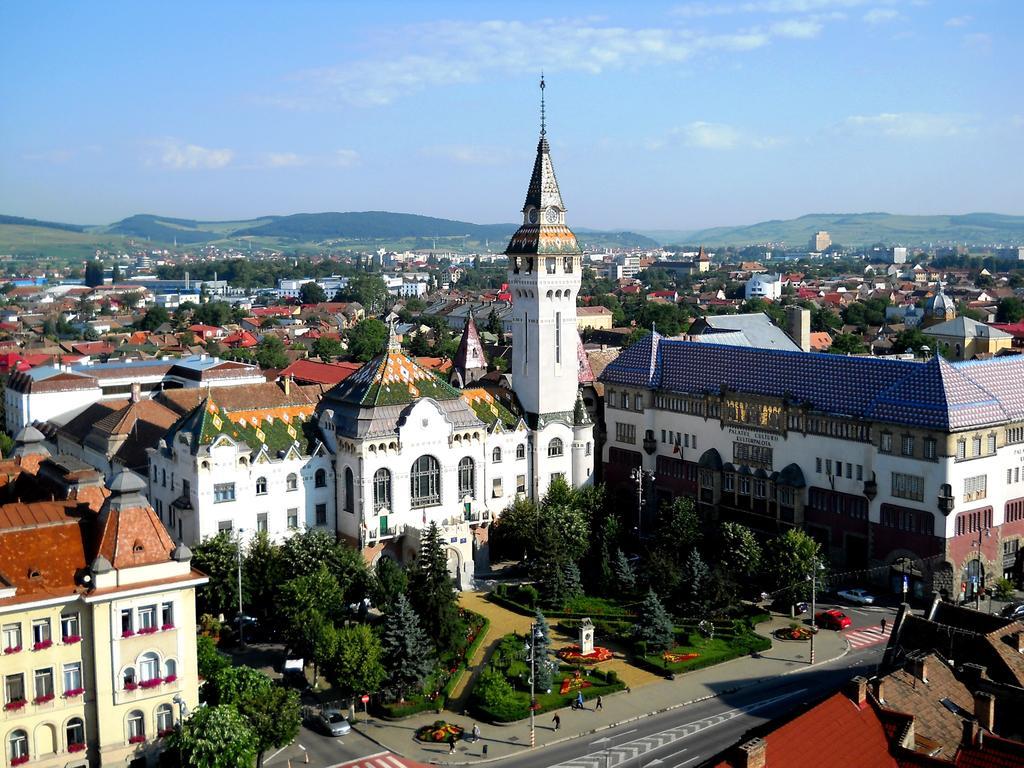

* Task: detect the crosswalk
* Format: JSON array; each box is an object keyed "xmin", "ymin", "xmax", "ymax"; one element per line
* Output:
[
  {"xmin": 332, "ymin": 754, "xmax": 423, "ymax": 768},
  {"xmin": 845, "ymin": 625, "xmax": 891, "ymax": 650}
]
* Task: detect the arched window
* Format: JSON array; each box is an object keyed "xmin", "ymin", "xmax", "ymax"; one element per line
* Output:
[
  {"xmin": 548, "ymin": 438, "xmax": 564, "ymax": 457},
  {"xmin": 255, "ymin": 476, "xmax": 267, "ymax": 495},
  {"xmin": 164, "ymin": 659, "xmax": 177, "ymax": 680},
  {"xmin": 156, "ymin": 704, "xmax": 174, "ymax": 736},
  {"xmin": 286, "ymin": 473, "xmax": 298, "ymax": 491},
  {"xmin": 139, "ymin": 652, "xmax": 160, "ymax": 683},
  {"xmin": 516, "ymin": 444, "xmax": 526, "ymax": 460},
  {"xmin": 492, "ymin": 447, "xmax": 502, "ymax": 463},
  {"xmin": 410, "ymin": 455, "xmax": 441, "ymax": 508},
  {"xmin": 66, "ymin": 717, "xmax": 85, "ymax": 749},
  {"xmin": 373, "ymin": 469, "xmax": 391, "ymax": 511},
  {"xmin": 126, "ymin": 710, "xmax": 145, "ymax": 742},
  {"xmin": 458, "ymin": 457, "xmax": 475, "ymax": 499},
  {"xmin": 122, "ymin": 666, "xmax": 136, "ymax": 689},
  {"xmin": 344, "ymin": 468, "xmax": 354, "ymax": 514},
  {"xmin": 7, "ymin": 730, "xmax": 28, "ymax": 762},
  {"xmin": 314, "ymin": 468, "xmax": 327, "ymax": 488}
]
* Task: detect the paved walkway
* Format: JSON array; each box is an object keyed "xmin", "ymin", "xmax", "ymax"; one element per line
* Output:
[{"xmin": 354, "ymin": 611, "xmax": 848, "ymax": 766}]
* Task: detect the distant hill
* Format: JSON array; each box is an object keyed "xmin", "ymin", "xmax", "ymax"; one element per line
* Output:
[
  {"xmin": 644, "ymin": 212, "xmax": 1024, "ymax": 248},
  {"xmin": 0, "ymin": 214, "xmax": 88, "ymax": 233}
]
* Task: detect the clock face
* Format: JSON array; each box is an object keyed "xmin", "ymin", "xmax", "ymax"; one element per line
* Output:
[
  {"xmin": 544, "ymin": 207, "xmax": 560, "ymax": 224},
  {"xmin": 527, "ymin": 208, "xmax": 538, "ymax": 225}
]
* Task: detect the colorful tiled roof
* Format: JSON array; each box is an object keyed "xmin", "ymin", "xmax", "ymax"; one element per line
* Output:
[
  {"xmin": 600, "ymin": 336, "xmax": 1024, "ymax": 431},
  {"xmin": 461, "ymin": 387, "xmax": 518, "ymax": 429},
  {"xmin": 169, "ymin": 395, "xmax": 318, "ymax": 456}
]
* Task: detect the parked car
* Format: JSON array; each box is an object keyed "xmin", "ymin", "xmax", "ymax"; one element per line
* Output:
[
  {"xmin": 1000, "ymin": 603, "xmax": 1024, "ymax": 619},
  {"xmin": 317, "ymin": 709, "xmax": 351, "ymax": 737},
  {"xmin": 837, "ymin": 588, "xmax": 876, "ymax": 605},
  {"xmin": 815, "ymin": 609, "xmax": 852, "ymax": 630}
]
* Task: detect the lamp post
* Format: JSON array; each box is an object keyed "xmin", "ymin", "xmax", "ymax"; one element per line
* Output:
[
  {"xmin": 975, "ymin": 526, "xmax": 990, "ymax": 610},
  {"xmin": 630, "ymin": 467, "xmax": 655, "ymax": 540},
  {"xmin": 524, "ymin": 622, "xmax": 544, "ymax": 748},
  {"xmin": 235, "ymin": 527, "xmax": 245, "ymax": 648},
  {"xmin": 808, "ymin": 557, "xmax": 824, "ymax": 665}
]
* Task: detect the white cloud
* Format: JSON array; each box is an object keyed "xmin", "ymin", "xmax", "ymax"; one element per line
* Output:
[
  {"xmin": 264, "ymin": 152, "xmax": 309, "ymax": 167},
  {"xmin": 962, "ymin": 32, "xmax": 992, "ymax": 54},
  {"xmin": 152, "ymin": 139, "xmax": 233, "ymax": 170},
  {"xmin": 653, "ymin": 121, "xmax": 780, "ymax": 150},
  {"xmin": 331, "ymin": 149, "xmax": 360, "ymax": 167},
  {"xmin": 277, "ymin": 16, "xmax": 831, "ymax": 108},
  {"xmin": 944, "ymin": 15, "xmax": 972, "ymax": 27},
  {"xmin": 863, "ymin": 8, "xmax": 899, "ymax": 24},
  {"xmin": 420, "ymin": 145, "xmax": 519, "ymax": 165},
  {"xmin": 672, "ymin": 0, "xmax": 885, "ymax": 17},
  {"xmin": 839, "ymin": 112, "xmax": 977, "ymax": 138}
]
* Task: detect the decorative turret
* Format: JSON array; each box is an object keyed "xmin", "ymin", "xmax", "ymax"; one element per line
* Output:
[{"xmin": 451, "ymin": 311, "xmax": 487, "ymax": 388}]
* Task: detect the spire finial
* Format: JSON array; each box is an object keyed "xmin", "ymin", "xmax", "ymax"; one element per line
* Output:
[
  {"xmin": 539, "ymin": 72, "xmax": 546, "ymax": 137},
  {"xmin": 387, "ymin": 318, "xmax": 402, "ymax": 353}
]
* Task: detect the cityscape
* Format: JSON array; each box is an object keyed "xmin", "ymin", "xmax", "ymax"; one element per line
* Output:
[{"xmin": 1, "ymin": 3, "xmax": 1023, "ymax": 768}]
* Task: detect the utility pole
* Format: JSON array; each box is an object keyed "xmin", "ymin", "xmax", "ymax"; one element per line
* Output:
[
  {"xmin": 236, "ymin": 528, "xmax": 245, "ymax": 647},
  {"xmin": 808, "ymin": 557, "xmax": 822, "ymax": 665},
  {"xmin": 630, "ymin": 467, "xmax": 655, "ymax": 540},
  {"xmin": 526, "ymin": 622, "xmax": 537, "ymax": 748}
]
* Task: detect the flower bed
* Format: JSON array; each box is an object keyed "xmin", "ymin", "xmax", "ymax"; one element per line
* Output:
[
  {"xmin": 139, "ymin": 678, "xmax": 162, "ymax": 689},
  {"xmin": 33, "ymin": 694, "xmax": 54, "ymax": 705},
  {"xmin": 11, "ymin": 754, "xmax": 29, "ymax": 766},
  {"xmin": 68, "ymin": 743, "xmax": 85, "ymax": 753},
  {"xmin": 64, "ymin": 688, "xmax": 85, "ymax": 699},
  {"xmin": 415, "ymin": 721, "xmax": 463, "ymax": 743},
  {"xmin": 557, "ymin": 644, "xmax": 613, "ymax": 664},
  {"xmin": 662, "ymin": 651, "xmax": 700, "ymax": 664},
  {"xmin": 138, "ymin": 627, "xmax": 158, "ymax": 635},
  {"xmin": 161, "ymin": 624, "xmax": 175, "ymax": 631},
  {"xmin": 163, "ymin": 675, "xmax": 177, "ymax": 684},
  {"xmin": 123, "ymin": 682, "xmax": 138, "ymax": 691},
  {"xmin": 3, "ymin": 645, "xmax": 21, "ymax": 654},
  {"xmin": 774, "ymin": 626, "xmax": 814, "ymax": 642},
  {"xmin": 636, "ymin": 631, "xmax": 771, "ymax": 675},
  {"xmin": 128, "ymin": 735, "xmax": 146, "ymax": 744},
  {"xmin": 62, "ymin": 635, "xmax": 81, "ymax": 645},
  {"xmin": 558, "ymin": 670, "xmax": 593, "ymax": 696},
  {"xmin": 4, "ymin": 699, "xmax": 26, "ymax": 711},
  {"xmin": 121, "ymin": 630, "xmax": 135, "ymax": 638},
  {"xmin": 32, "ymin": 639, "xmax": 53, "ymax": 651}
]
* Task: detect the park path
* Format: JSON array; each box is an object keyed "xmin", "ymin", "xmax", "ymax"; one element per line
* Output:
[{"xmin": 447, "ymin": 591, "xmax": 660, "ymax": 712}]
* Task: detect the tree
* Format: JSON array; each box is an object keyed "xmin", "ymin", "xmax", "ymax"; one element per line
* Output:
[
  {"xmin": 279, "ymin": 528, "xmax": 369, "ymax": 603},
  {"xmin": 111, "ymin": 264, "xmax": 122, "ymax": 284},
  {"xmin": 828, "ymin": 333, "xmax": 866, "ymax": 355},
  {"xmin": 491, "ymin": 496, "xmax": 540, "ymax": 561},
  {"xmin": 531, "ymin": 609, "xmax": 554, "ymax": 693},
  {"xmin": 169, "ymin": 705, "xmax": 258, "ymax": 768},
  {"xmin": 337, "ymin": 274, "xmax": 389, "ymax": 313},
  {"xmin": 634, "ymin": 588, "xmax": 675, "ymax": 653},
  {"xmin": 891, "ymin": 327, "xmax": 930, "ymax": 355},
  {"xmin": 716, "ymin": 522, "xmax": 761, "ymax": 588},
  {"xmin": 997, "ymin": 296, "xmax": 1024, "ymax": 323},
  {"xmin": 137, "ymin": 305, "xmax": 170, "ymax": 331},
  {"xmin": 761, "ymin": 528, "xmax": 825, "ymax": 609},
  {"xmin": 196, "ymin": 635, "xmax": 230, "ymax": 686},
  {"xmin": 679, "ymin": 550, "xmax": 712, "ymax": 618},
  {"xmin": 486, "ymin": 308, "xmax": 504, "ymax": 337},
  {"xmin": 312, "ymin": 335, "xmax": 344, "ymax": 360},
  {"xmin": 637, "ymin": 301, "xmax": 684, "ymax": 336},
  {"xmin": 612, "ymin": 550, "xmax": 636, "ymax": 593},
  {"xmin": 239, "ymin": 684, "xmax": 301, "ymax": 767},
  {"xmin": 254, "ymin": 335, "xmax": 289, "ymax": 369},
  {"xmin": 347, "ymin": 318, "xmax": 388, "ymax": 362},
  {"xmin": 407, "ymin": 522, "xmax": 464, "ymax": 655},
  {"xmin": 84, "ymin": 260, "xmax": 104, "ymax": 288},
  {"xmin": 299, "ymin": 281, "xmax": 328, "ymax": 304},
  {"xmin": 380, "ymin": 593, "xmax": 433, "ymax": 702},
  {"xmin": 324, "ymin": 623, "xmax": 386, "ymax": 701},
  {"xmin": 191, "ymin": 532, "xmax": 241, "ymax": 619},
  {"xmin": 243, "ymin": 532, "xmax": 283, "ymax": 632},
  {"xmin": 372, "ymin": 556, "xmax": 408, "ymax": 610}
]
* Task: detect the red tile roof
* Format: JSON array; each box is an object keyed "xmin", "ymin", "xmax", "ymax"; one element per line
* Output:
[{"xmin": 278, "ymin": 359, "xmax": 362, "ymax": 386}]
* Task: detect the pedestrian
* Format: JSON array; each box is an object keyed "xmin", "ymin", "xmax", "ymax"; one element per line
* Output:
[
  {"xmin": 552, "ymin": 714, "xmax": 560, "ymax": 730},
  {"xmin": 596, "ymin": 696, "xmax": 603, "ymax": 711},
  {"xmin": 472, "ymin": 723, "xmax": 480, "ymax": 743},
  {"xmin": 576, "ymin": 691, "xmax": 584, "ymax": 710},
  {"xmin": 880, "ymin": 617, "xmax": 887, "ymax": 635},
  {"xmin": 448, "ymin": 734, "xmax": 457, "ymax": 754}
]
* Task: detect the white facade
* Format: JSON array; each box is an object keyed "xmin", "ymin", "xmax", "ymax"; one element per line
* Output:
[{"xmin": 745, "ymin": 273, "xmax": 783, "ymax": 301}]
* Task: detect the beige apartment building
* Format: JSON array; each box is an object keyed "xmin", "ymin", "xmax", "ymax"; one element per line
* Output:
[
  {"xmin": 1, "ymin": 433, "xmax": 205, "ymax": 768},
  {"xmin": 576, "ymin": 305, "xmax": 614, "ymax": 331}
]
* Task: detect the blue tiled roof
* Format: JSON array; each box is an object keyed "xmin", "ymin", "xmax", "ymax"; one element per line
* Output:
[{"xmin": 599, "ymin": 337, "xmax": 1024, "ymax": 431}]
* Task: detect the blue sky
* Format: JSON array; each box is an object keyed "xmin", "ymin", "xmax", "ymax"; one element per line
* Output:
[{"xmin": 1, "ymin": 0, "xmax": 1020, "ymax": 230}]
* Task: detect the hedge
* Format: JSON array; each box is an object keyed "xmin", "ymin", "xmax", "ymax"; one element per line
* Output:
[
  {"xmin": 488, "ymin": 586, "xmax": 635, "ymax": 621},
  {"xmin": 632, "ymin": 633, "xmax": 772, "ymax": 676},
  {"xmin": 442, "ymin": 614, "xmax": 491, "ymax": 700},
  {"xmin": 469, "ymin": 664, "xmax": 626, "ymax": 723}
]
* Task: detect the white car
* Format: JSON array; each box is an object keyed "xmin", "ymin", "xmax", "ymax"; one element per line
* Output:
[{"xmin": 837, "ymin": 588, "xmax": 876, "ymax": 605}]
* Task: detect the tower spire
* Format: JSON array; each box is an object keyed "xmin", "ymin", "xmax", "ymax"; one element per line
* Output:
[{"xmin": 540, "ymin": 72, "xmax": 546, "ymax": 137}]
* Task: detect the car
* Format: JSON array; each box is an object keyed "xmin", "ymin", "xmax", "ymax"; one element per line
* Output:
[
  {"xmin": 815, "ymin": 609, "xmax": 852, "ymax": 630},
  {"xmin": 837, "ymin": 588, "xmax": 876, "ymax": 605},
  {"xmin": 1000, "ymin": 603, "xmax": 1024, "ymax": 619},
  {"xmin": 317, "ymin": 709, "xmax": 351, "ymax": 737}
]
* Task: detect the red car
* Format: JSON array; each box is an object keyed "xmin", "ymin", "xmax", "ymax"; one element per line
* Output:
[{"xmin": 815, "ymin": 609, "xmax": 852, "ymax": 630}]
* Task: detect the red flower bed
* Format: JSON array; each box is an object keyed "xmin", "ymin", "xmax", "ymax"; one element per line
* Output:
[
  {"xmin": 33, "ymin": 694, "xmax": 54, "ymax": 705},
  {"xmin": 64, "ymin": 688, "xmax": 85, "ymax": 698},
  {"xmin": 62, "ymin": 635, "xmax": 82, "ymax": 644},
  {"xmin": 163, "ymin": 675, "xmax": 177, "ymax": 684},
  {"xmin": 161, "ymin": 624, "xmax": 175, "ymax": 631},
  {"xmin": 3, "ymin": 645, "xmax": 22, "ymax": 654},
  {"xmin": 414, "ymin": 722, "xmax": 464, "ymax": 743},
  {"xmin": 4, "ymin": 699, "xmax": 26, "ymax": 711},
  {"xmin": 11, "ymin": 754, "xmax": 29, "ymax": 766},
  {"xmin": 123, "ymin": 682, "xmax": 137, "ymax": 691},
  {"xmin": 32, "ymin": 640, "xmax": 53, "ymax": 651},
  {"xmin": 121, "ymin": 630, "xmax": 135, "ymax": 638},
  {"xmin": 158, "ymin": 728, "xmax": 174, "ymax": 738},
  {"xmin": 138, "ymin": 627, "xmax": 157, "ymax": 635},
  {"xmin": 662, "ymin": 651, "xmax": 700, "ymax": 664},
  {"xmin": 128, "ymin": 735, "xmax": 146, "ymax": 744},
  {"xmin": 68, "ymin": 743, "xmax": 85, "ymax": 753},
  {"xmin": 556, "ymin": 644, "xmax": 613, "ymax": 664},
  {"xmin": 559, "ymin": 671, "xmax": 593, "ymax": 696},
  {"xmin": 139, "ymin": 678, "xmax": 162, "ymax": 689}
]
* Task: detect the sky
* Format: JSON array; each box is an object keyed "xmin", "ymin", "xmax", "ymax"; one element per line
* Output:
[{"xmin": 1, "ymin": 0, "xmax": 1021, "ymax": 231}]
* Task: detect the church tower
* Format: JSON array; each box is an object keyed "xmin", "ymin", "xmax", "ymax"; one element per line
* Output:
[{"xmin": 506, "ymin": 78, "xmax": 584, "ymax": 422}]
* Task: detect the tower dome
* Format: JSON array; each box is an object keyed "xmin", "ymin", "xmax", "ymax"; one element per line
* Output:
[{"xmin": 923, "ymin": 283, "xmax": 956, "ymax": 326}]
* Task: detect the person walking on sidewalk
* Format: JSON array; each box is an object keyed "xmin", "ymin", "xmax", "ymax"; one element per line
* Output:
[
  {"xmin": 596, "ymin": 696, "xmax": 603, "ymax": 711},
  {"xmin": 576, "ymin": 691, "xmax": 584, "ymax": 710},
  {"xmin": 552, "ymin": 714, "xmax": 561, "ymax": 730},
  {"xmin": 448, "ymin": 733, "xmax": 457, "ymax": 754},
  {"xmin": 471, "ymin": 723, "xmax": 480, "ymax": 743},
  {"xmin": 880, "ymin": 617, "xmax": 887, "ymax": 635}
]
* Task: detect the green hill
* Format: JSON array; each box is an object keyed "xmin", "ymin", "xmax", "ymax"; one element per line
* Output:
[{"xmin": 648, "ymin": 212, "xmax": 1024, "ymax": 248}]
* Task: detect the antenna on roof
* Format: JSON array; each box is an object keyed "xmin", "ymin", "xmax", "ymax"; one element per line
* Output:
[{"xmin": 539, "ymin": 72, "xmax": 546, "ymax": 137}]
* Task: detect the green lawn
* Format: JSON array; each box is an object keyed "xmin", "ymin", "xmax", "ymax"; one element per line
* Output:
[{"xmin": 640, "ymin": 631, "xmax": 771, "ymax": 674}]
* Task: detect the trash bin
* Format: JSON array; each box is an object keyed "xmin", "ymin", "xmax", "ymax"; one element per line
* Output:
[{"xmin": 482, "ymin": 745, "xmax": 488, "ymax": 755}]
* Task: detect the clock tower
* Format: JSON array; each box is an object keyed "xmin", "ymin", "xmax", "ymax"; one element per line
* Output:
[{"xmin": 506, "ymin": 78, "xmax": 584, "ymax": 422}]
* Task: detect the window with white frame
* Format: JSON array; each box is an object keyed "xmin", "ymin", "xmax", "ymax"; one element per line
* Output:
[
  {"xmin": 156, "ymin": 703, "xmax": 174, "ymax": 734},
  {"xmin": 891, "ymin": 472, "xmax": 924, "ymax": 502},
  {"xmin": 4, "ymin": 673, "xmax": 25, "ymax": 705},
  {"xmin": 492, "ymin": 478, "xmax": 503, "ymax": 498},
  {"xmin": 548, "ymin": 438, "xmax": 564, "ymax": 457},
  {"xmin": 615, "ymin": 423, "xmax": 636, "ymax": 444},
  {"xmin": 214, "ymin": 483, "xmax": 235, "ymax": 503},
  {"xmin": 964, "ymin": 474, "xmax": 987, "ymax": 502},
  {"xmin": 901, "ymin": 435, "xmax": 914, "ymax": 456},
  {"xmin": 287, "ymin": 509, "xmax": 298, "ymax": 529},
  {"xmin": 516, "ymin": 475, "xmax": 526, "ymax": 494},
  {"xmin": 411, "ymin": 455, "xmax": 441, "ymax": 508},
  {"xmin": 880, "ymin": 433, "xmax": 893, "ymax": 453},
  {"xmin": 7, "ymin": 730, "xmax": 28, "ymax": 762},
  {"xmin": 138, "ymin": 605, "xmax": 157, "ymax": 631},
  {"xmin": 373, "ymin": 469, "xmax": 391, "ymax": 510},
  {"xmin": 286, "ymin": 473, "xmax": 298, "ymax": 491},
  {"xmin": 2, "ymin": 623, "xmax": 21, "ymax": 652},
  {"xmin": 255, "ymin": 476, "xmax": 268, "ymax": 495},
  {"xmin": 516, "ymin": 444, "xmax": 526, "ymax": 460},
  {"xmin": 120, "ymin": 609, "xmax": 134, "ymax": 636},
  {"xmin": 492, "ymin": 447, "xmax": 502, "ymax": 463},
  {"xmin": 161, "ymin": 603, "xmax": 174, "ymax": 629},
  {"xmin": 66, "ymin": 717, "xmax": 84, "ymax": 748},
  {"xmin": 973, "ymin": 436, "xmax": 982, "ymax": 456},
  {"xmin": 60, "ymin": 613, "xmax": 79, "ymax": 641},
  {"xmin": 63, "ymin": 662, "xmax": 82, "ymax": 693},
  {"xmin": 140, "ymin": 652, "xmax": 160, "ymax": 683},
  {"xmin": 127, "ymin": 709, "xmax": 145, "ymax": 740},
  {"xmin": 924, "ymin": 438, "xmax": 937, "ymax": 460},
  {"xmin": 315, "ymin": 468, "xmax": 327, "ymax": 488},
  {"xmin": 458, "ymin": 457, "xmax": 475, "ymax": 499},
  {"xmin": 33, "ymin": 667, "xmax": 54, "ymax": 699},
  {"xmin": 957, "ymin": 439, "xmax": 966, "ymax": 460},
  {"xmin": 31, "ymin": 618, "xmax": 50, "ymax": 645},
  {"xmin": 257, "ymin": 512, "xmax": 268, "ymax": 532}
]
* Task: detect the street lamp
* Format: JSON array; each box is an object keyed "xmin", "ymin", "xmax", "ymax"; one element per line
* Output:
[
  {"xmin": 630, "ymin": 468, "xmax": 655, "ymax": 540},
  {"xmin": 807, "ymin": 558, "xmax": 825, "ymax": 665},
  {"xmin": 975, "ymin": 526, "xmax": 990, "ymax": 610},
  {"xmin": 235, "ymin": 527, "xmax": 246, "ymax": 647},
  {"xmin": 524, "ymin": 622, "xmax": 545, "ymax": 748}
]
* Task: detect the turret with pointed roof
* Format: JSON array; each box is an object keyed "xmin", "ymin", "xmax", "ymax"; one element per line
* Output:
[{"xmin": 451, "ymin": 311, "xmax": 487, "ymax": 388}]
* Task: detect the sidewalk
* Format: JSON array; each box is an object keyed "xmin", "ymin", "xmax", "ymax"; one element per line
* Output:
[{"xmin": 352, "ymin": 613, "xmax": 848, "ymax": 765}]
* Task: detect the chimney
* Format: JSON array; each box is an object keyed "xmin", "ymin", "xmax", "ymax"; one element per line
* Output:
[
  {"xmin": 786, "ymin": 305, "xmax": 811, "ymax": 352},
  {"xmin": 129, "ymin": 381, "xmax": 141, "ymax": 404},
  {"xmin": 962, "ymin": 719, "xmax": 979, "ymax": 747},
  {"xmin": 961, "ymin": 663, "xmax": 986, "ymax": 685},
  {"xmin": 846, "ymin": 676, "xmax": 869, "ymax": 708},
  {"xmin": 974, "ymin": 691, "xmax": 995, "ymax": 732},
  {"xmin": 873, "ymin": 677, "xmax": 886, "ymax": 705},
  {"xmin": 737, "ymin": 737, "xmax": 766, "ymax": 768},
  {"xmin": 283, "ymin": 375, "xmax": 291, "ymax": 396},
  {"xmin": 909, "ymin": 656, "xmax": 929, "ymax": 684}
]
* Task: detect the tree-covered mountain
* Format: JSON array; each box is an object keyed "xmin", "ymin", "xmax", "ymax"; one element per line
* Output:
[{"xmin": 0, "ymin": 214, "xmax": 88, "ymax": 233}]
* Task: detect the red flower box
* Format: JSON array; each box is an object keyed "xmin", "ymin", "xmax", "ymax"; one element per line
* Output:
[
  {"xmin": 33, "ymin": 694, "xmax": 55, "ymax": 704},
  {"xmin": 64, "ymin": 688, "xmax": 85, "ymax": 698},
  {"xmin": 157, "ymin": 728, "xmax": 174, "ymax": 738},
  {"xmin": 3, "ymin": 699, "xmax": 26, "ymax": 711},
  {"xmin": 11, "ymin": 755, "xmax": 29, "ymax": 766},
  {"xmin": 139, "ymin": 678, "xmax": 161, "ymax": 689},
  {"xmin": 2, "ymin": 645, "xmax": 21, "ymax": 654},
  {"xmin": 121, "ymin": 630, "xmax": 135, "ymax": 638},
  {"xmin": 68, "ymin": 743, "xmax": 85, "ymax": 753},
  {"xmin": 123, "ymin": 682, "xmax": 137, "ymax": 691},
  {"xmin": 32, "ymin": 639, "xmax": 53, "ymax": 651},
  {"xmin": 138, "ymin": 627, "xmax": 157, "ymax": 635},
  {"xmin": 161, "ymin": 624, "xmax": 175, "ymax": 631},
  {"xmin": 62, "ymin": 635, "xmax": 82, "ymax": 644},
  {"xmin": 128, "ymin": 735, "xmax": 146, "ymax": 744},
  {"xmin": 163, "ymin": 675, "xmax": 177, "ymax": 684}
]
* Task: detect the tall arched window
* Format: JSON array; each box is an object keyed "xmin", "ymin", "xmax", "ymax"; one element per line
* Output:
[
  {"xmin": 255, "ymin": 476, "xmax": 267, "ymax": 495},
  {"xmin": 66, "ymin": 717, "xmax": 85, "ymax": 749},
  {"xmin": 286, "ymin": 473, "xmax": 298, "ymax": 491},
  {"xmin": 410, "ymin": 455, "xmax": 441, "ymax": 508},
  {"xmin": 122, "ymin": 666, "xmax": 136, "ymax": 689},
  {"xmin": 7, "ymin": 730, "xmax": 28, "ymax": 762},
  {"xmin": 458, "ymin": 457, "xmax": 475, "ymax": 499},
  {"xmin": 126, "ymin": 710, "xmax": 145, "ymax": 742},
  {"xmin": 516, "ymin": 444, "xmax": 526, "ymax": 460},
  {"xmin": 492, "ymin": 447, "xmax": 502, "ymax": 463},
  {"xmin": 548, "ymin": 438, "xmax": 564, "ymax": 457},
  {"xmin": 314, "ymin": 468, "xmax": 327, "ymax": 488},
  {"xmin": 156, "ymin": 704, "xmax": 174, "ymax": 736},
  {"xmin": 164, "ymin": 659, "xmax": 177, "ymax": 680},
  {"xmin": 139, "ymin": 652, "xmax": 160, "ymax": 683},
  {"xmin": 373, "ymin": 469, "xmax": 392, "ymax": 511},
  {"xmin": 344, "ymin": 468, "xmax": 354, "ymax": 514}
]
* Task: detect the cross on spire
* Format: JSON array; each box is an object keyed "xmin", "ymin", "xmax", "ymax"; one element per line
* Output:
[{"xmin": 540, "ymin": 72, "xmax": 546, "ymax": 137}]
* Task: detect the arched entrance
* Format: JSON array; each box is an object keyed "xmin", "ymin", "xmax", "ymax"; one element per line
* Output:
[
  {"xmin": 446, "ymin": 547, "xmax": 462, "ymax": 589},
  {"xmin": 964, "ymin": 558, "xmax": 984, "ymax": 604}
]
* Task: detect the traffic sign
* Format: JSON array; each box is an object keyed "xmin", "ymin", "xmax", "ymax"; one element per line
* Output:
[{"xmin": 360, "ymin": 694, "xmax": 370, "ymax": 704}]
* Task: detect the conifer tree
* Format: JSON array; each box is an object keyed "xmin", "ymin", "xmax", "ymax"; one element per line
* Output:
[
  {"xmin": 634, "ymin": 588, "xmax": 675, "ymax": 653},
  {"xmin": 407, "ymin": 522, "xmax": 464, "ymax": 654},
  {"xmin": 380, "ymin": 594, "xmax": 433, "ymax": 702},
  {"xmin": 612, "ymin": 549, "xmax": 636, "ymax": 593},
  {"xmin": 531, "ymin": 609, "xmax": 554, "ymax": 693}
]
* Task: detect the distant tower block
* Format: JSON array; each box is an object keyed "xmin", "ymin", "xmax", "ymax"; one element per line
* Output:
[
  {"xmin": 810, "ymin": 231, "xmax": 831, "ymax": 252},
  {"xmin": 579, "ymin": 618, "xmax": 595, "ymax": 655},
  {"xmin": 787, "ymin": 305, "xmax": 811, "ymax": 352}
]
